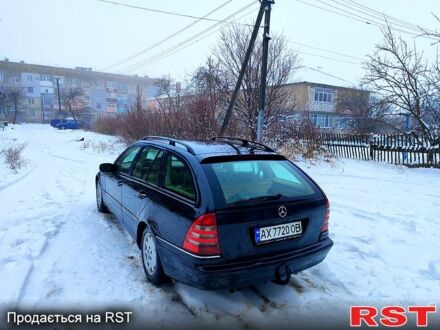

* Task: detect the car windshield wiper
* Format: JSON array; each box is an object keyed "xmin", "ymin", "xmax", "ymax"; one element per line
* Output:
[{"xmin": 229, "ymin": 194, "xmax": 282, "ymax": 205}]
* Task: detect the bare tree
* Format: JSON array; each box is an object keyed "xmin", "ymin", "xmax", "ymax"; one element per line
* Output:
[
  {"xmin": 213, "ymin": 24, "xmax": 300, "ymax": 139},
  {"xmin": 153, "ymin": 76, "xmax": 188, "ymax": 138},
  {"xmin": 63, "ymin": 88, "xmax": 84, "ymax": 120},
  {"xmin": 335, "ymin": 89, "xmax": 394, "ymax": 133},
  {"xmin": 0, "ymin": 87, "xmax": 23, "ymax": 124},
  {"xmin": 186, "ymin": 57, "xmax": 234, "ymax": 138},
  {"xmin": 363, "ymin": 25, "xmax": 439, "ymax": 145},
  {"xmin": 419, "ymin": 13, "xmax": 440, "ymax": 44},
  {"xmin": 0, "ymin": 88, "xmax": 11, "ymax": 119}
]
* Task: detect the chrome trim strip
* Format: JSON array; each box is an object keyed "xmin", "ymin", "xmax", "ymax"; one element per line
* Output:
[
  {"xmin": 155, "ymin": 236, "xmax": 221, "ymax": 259},
  {"xmin": 122, "ymin": 175, "xmax": 196, "ymax": 207}
]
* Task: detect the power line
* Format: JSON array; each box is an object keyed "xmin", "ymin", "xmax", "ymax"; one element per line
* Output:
[
  {"xmin": 343, "ymin": 0, "xmax": 437, "ymax": 35},
  {"xmin": 117, "ymin": 2, "xmax": 258, "ymax": 73},
  {"xmin": 296, "ymin": 0, "xmax": 438, "ymax": 41},
  {"xmin": 329, "ymin": 0, "xmax": 436, "ymax": 35},
  {"xmin": 121, "ymin": 4, "xmax": 258, "ymax": 72},
  {"xmin": 135, "ymin": 7, "xmax": 259, "ymax": 69},
  {"xmin": 97, "ymin": 0, "xmax": 253, "ymax": 26},
  {"xmin": 301, "ymin": 66, "xmax": 357, "ymax": 85},
  {"xmin": 315, "ymin": 0, "xmax": 421, "ymax": 36},
  {"xmin": 296, "ymin": 50, "xmax": 362, "ymax": 65},
  {"xmin": 99, "ymin": 0, "xmax": 235, "ymax": 71},
  {"xmin": 288, "ymin": 40, "xmax": 364, "ymax": 61}
]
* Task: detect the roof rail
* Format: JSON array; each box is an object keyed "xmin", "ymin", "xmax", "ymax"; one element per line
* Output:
[
  {"xmin": 143, "ymin": 136, "xmax": 196, "ymax": 155},
  {"xmin": 211, "ymin": 136, "xmax": 276, "ymax": 153}
]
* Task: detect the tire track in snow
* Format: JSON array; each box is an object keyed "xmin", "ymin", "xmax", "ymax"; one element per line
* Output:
[
  {"xmin": 0, "ymin": 163, "xmax": 38, "ymax": 192},
  {"xmin": 0, "ymin": 137, "xmax": 90, "ymax": 306}
]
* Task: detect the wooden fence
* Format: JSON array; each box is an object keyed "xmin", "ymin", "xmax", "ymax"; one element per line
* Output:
[{"xmin": 280, "ymin": 133, "xmax": 440, "ymax": 167}]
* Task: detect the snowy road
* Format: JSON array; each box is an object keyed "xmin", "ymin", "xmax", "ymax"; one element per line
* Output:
[{"xmin": 0, "ymin": 124, "xmax": 439, "ymax": 328}]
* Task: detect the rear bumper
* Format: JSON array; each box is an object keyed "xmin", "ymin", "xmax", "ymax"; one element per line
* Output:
[{"xmin": 156, "ymin": 237, "xmax": 333, "ymax": 290}]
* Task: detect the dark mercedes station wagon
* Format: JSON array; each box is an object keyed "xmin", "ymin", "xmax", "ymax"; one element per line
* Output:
[{"xmin": 96, "ymin": 137, "xmax": 333, "ymax": 289}]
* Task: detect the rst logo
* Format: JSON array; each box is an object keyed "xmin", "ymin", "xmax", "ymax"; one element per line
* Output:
[{"xmin": 350, "ymin": 305, "xmax": 437, "ymax": 327}]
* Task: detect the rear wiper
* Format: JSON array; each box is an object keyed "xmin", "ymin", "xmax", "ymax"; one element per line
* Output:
[{"xmin": 229, "ymin": 194, "xmax": 282, "ymax": 205}]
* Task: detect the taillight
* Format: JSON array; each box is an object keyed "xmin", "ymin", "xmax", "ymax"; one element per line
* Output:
[
  {"xmin": 321, "ymin": 198, "xmax": 330, "ymax": 233},
  {"xmin": 183, "ymin": 213, "xmax": 221, "ymax": 256}
]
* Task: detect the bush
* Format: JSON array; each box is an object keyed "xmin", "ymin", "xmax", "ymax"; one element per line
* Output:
[
  {"xmin": 1, "ymin": 143, "xmax": 27, "ymax": 171},
  {"xmin": 91, "ymin": 116, "xmax": 121, "ymax": 136}
]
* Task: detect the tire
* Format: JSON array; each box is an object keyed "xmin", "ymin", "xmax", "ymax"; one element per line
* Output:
[
  {"xmin": 96, "ymin": 179, "xmax": 109, "ymax": 213},
  {"xmin": 141, "ymin": 227, "xmax": 169, "ymax": 285}
]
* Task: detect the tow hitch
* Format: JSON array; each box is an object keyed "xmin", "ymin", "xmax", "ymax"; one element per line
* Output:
[{"xmin": 273, "ymin": 265, "xmax": 292, "ymax": 285}]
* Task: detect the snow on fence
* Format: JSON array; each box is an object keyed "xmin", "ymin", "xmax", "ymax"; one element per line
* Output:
[{"xmin": 279, "ymin": 133, "xmax": 440, "ymax": 167}]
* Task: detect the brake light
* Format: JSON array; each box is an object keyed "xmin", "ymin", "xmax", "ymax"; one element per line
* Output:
[
  {"xmin": 321, "ymin": 198, "xmax": 330, "ymax": 233},
  {"xmin": 183, "ymin": 213, "xmax": 221, "ymax": 256}
]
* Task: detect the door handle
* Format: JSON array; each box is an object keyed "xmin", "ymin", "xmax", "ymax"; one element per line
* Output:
[
  {"xmin": 117, "ymin": 180, "xmax": 123, "ymax": 186},
  {"xmin": 137, "ymin": 191, "xmax": 148, "ymax": 199}
]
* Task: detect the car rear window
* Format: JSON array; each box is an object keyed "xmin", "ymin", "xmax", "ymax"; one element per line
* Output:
[{"xmin": 203, "ymin": 160, "xmax": 318, "ymax": 205}]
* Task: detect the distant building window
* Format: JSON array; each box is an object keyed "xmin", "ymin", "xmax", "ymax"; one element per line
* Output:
[
  {"xmin": 40, "ymin": 75, "xmax": 52, "ymax": 82},
  {"xmin": 107, "ymin": 81, "xmax": 117, "ymax": 89},
  {"xmin": 311, "ymin": 113, "xmax": 331, "ymax": 128},
  {"xmin": 10, "ymin": 77, "xmax": 19, "ymax": 83},
  {"xmin": 28, "ymin": 75, "xmax": 33, "ymax": 81},
  {"xmin": 0, "ymin": 72, "xmax": 3, "ymax": 81},
  {"xmin": 314, "ymin": 87, "xmax": 333, "ymax": 103},
  {"xmin": 28, "ymin": 98, "xmax": 34, "ymax": 105},
  {"xmin": 28, "ymin": 87, "xmax": 34, "ymax": 93},
  {"xmin": 96, "ymin": 103, "xmax": 101, "ymax": 109}
]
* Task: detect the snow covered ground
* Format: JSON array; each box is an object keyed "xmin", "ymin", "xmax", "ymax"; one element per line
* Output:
[{"xmin": 0, "ymin": 124, "xmax": 439, "ymax": 328}]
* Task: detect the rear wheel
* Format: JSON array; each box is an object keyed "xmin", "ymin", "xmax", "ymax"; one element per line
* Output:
[
  {"xmin": 96, "ymin": 179, "xmax": 109, "ymax": 213},
  {"xmin": 141, "ymin": 227, "xmax": 169, "ymax": 285}
]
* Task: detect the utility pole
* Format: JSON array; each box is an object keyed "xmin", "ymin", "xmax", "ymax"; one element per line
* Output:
[
  {"xmin": 219, "ymin": 2, "xmax": 266, "ymax": 137},
  {"xmin": 55, "ymin": 77, "xmax": 62, "ymax": 116},
  {"xmin": 219, "ymin": 0, "xmax": 274, "ymax": 141},
  {"xmin": 256, "ymin": 0, "xmax": 274, "ymax": 142}
]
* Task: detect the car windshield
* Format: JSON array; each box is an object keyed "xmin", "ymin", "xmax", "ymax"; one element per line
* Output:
[{"xmin": 204, "ymin": 160, "xmax": 317, "ymax": 205}]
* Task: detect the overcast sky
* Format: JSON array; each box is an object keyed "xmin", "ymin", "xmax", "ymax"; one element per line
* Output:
[{"xmin": 0, "ymin": 0, "xmax": 439, "ymax": 87}]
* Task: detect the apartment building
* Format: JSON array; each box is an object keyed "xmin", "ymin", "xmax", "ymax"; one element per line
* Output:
[
  {"xmin": 0, "ymin": 59, "xmax": 160, "ymax": 123},
  {"xmin": 281, "ymin": 81, "xmax": 370, "ymax": 130}
]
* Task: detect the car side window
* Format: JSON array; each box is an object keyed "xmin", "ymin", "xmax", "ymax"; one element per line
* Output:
[
  {"xmin": 132, "ymin": 147, "xmax": 160, "ymax": 181},
  {"xmin": 164, "ymin": 155, "xmax": 196, "ymax": 201},
  {"xmin": 145, "ymin": 150, "xmax": 164, "ymax": 185},
  {"xmin": 116, "ymin": 146, "xmax": 141, "ymax": 174}
]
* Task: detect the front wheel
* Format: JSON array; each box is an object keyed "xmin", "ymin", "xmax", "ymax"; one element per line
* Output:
[
  {"xmin": 96, "ymin": 179, "xmax": 109, "ymax": 213},
  {"xmin": 141, "ymin": 227, "xmax": 169, "ymax": 285}
]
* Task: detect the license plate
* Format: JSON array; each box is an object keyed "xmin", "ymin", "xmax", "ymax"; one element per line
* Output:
[{"xmin": 255, "ymin": 221, "xmax": 303, "ymax": 244}]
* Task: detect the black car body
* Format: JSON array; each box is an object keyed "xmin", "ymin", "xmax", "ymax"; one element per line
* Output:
[{"xmin": 96, "ymin": 137, "xmax": 333, "ymax": 289}]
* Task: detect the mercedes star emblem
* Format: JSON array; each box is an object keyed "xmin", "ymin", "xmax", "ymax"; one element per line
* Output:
[{"xmin": 278, "ymin": 205, "xmax": 287, "ymax": 218}]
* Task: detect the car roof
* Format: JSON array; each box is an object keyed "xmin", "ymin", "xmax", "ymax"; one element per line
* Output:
[{"xmin": 137, "ymin": 136, "xmax": 283, "ymax": 163}]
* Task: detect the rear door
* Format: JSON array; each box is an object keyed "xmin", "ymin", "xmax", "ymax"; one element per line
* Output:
[
  {"xmin": 121, "ymin": 147, "xmax": 164, "ymax": 238},
  {"xmin": 202, "ymin": 158, "xmax": 326, "ymax": 261},
  {"xmin": 143, "ymin": 152, "xmax": 199, "ymax": 248}
]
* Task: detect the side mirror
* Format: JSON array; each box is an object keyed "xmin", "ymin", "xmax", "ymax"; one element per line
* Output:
[{"xmin": 99, "ymin": 163, "xmax": 117, "ymax": 173}]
